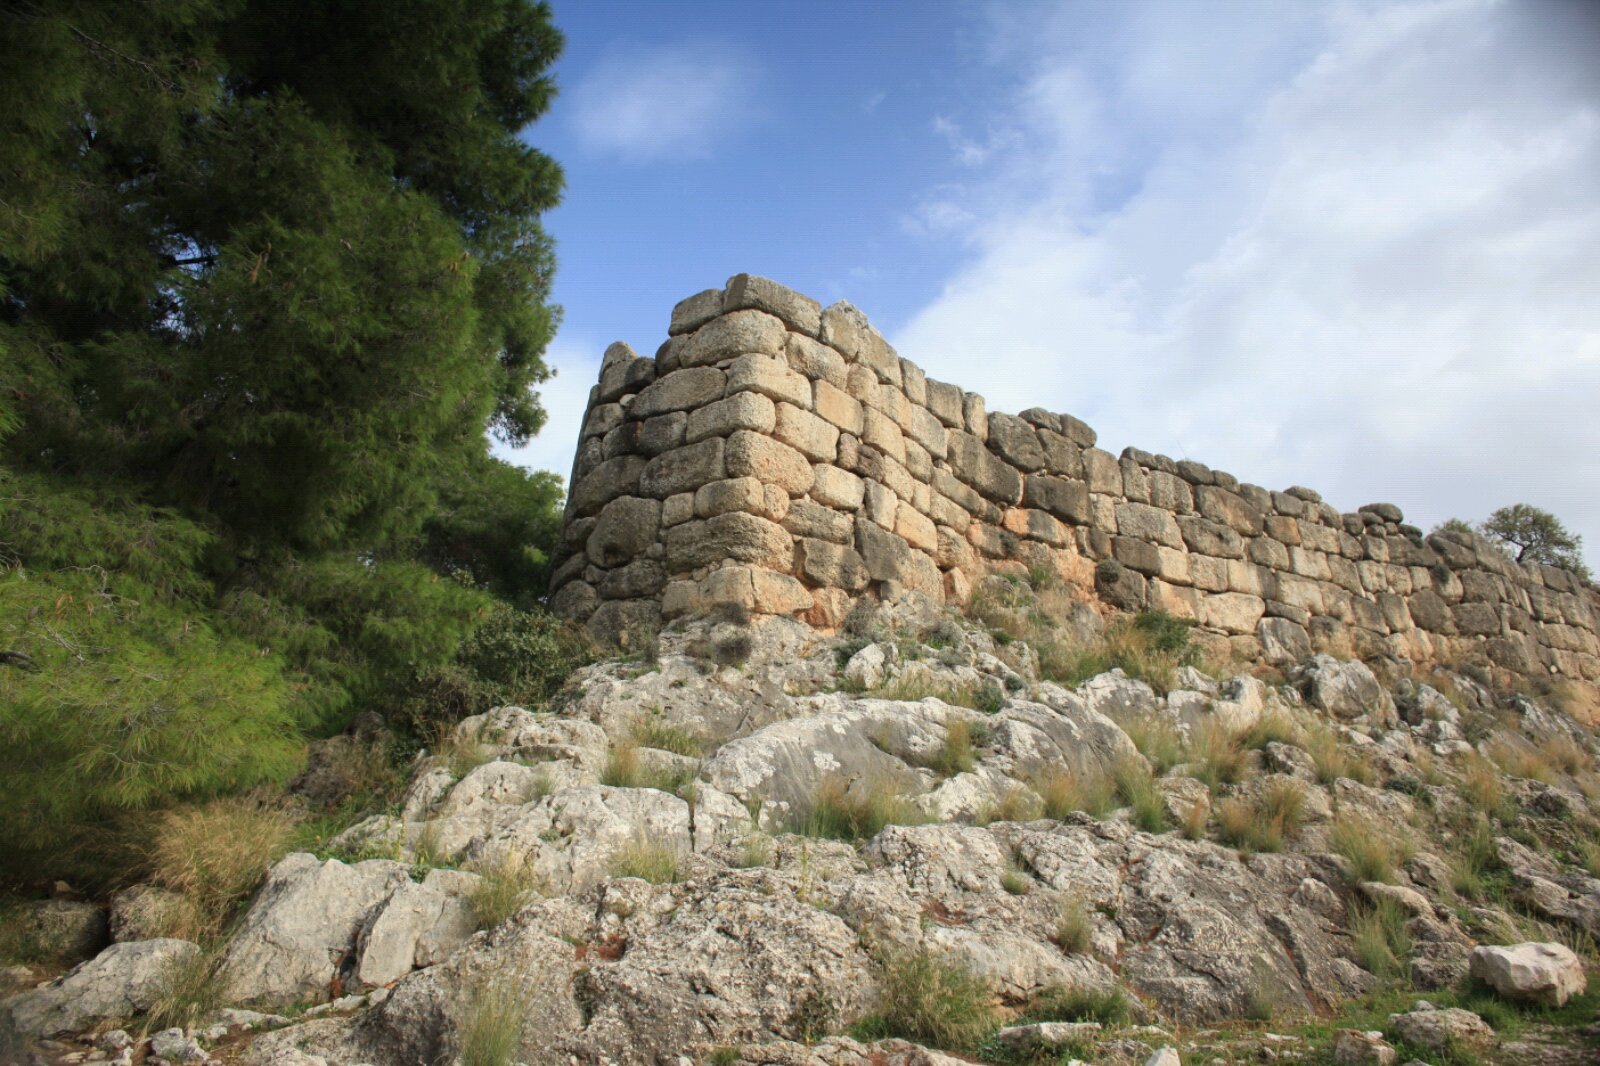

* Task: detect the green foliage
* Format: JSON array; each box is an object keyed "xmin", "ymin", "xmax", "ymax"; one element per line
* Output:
[
  {"xmin": 1350, "ymin": 897, "xmax": 1413, "ymax": 979},
  {"xmin": 460, "ymin": 978, "xmax": 527, "ymax": 1066},
  {"xmin": 1132, "ymin": 610, "xmax": 1194, "ymax": 653},
  {"xmin": 855, "ymin": 949, "xmax": 998, "ymax": 1053},
  {"xmin": 468, "ymin": 853, "xmax": 539, "ymax": 929},
  {"xmin": 1480, "ymin": 504, "xmax": 1590, "ymax": 581},
  {"xmin": 1333, "ymin": 815, "xmax": 1414, "ymax": 884},
  {"xmin": 795, "ymin": 778, "xmax": 928, "ymax": 841},
  {"xmin": 1023, "ymin": 983, "xmax": 1132, "ymax": 1026},
  {"xmin": 1112, "ymin": 758, "xmax": 1167, "ymax": 833}
]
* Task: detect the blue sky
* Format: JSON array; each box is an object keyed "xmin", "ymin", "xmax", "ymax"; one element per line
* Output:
[{"xmin": 501, "ymin": 0, "xmax": 1600, "ymax": 570}]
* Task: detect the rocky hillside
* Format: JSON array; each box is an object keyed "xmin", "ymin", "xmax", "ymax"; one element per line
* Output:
[{"xmin": 4, "ymin": 580, "xmax": 1599, "ymax": 1066}]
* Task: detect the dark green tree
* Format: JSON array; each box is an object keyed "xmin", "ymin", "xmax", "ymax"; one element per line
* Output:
[{"xmin": 1480, "ymin": 504, "xmax": 1591, "ymax": 581}]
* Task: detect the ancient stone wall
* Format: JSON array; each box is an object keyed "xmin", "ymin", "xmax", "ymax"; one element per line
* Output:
[{"xmin": 549, "ymin": 274, "xmax": 1600, "ymax": 684}]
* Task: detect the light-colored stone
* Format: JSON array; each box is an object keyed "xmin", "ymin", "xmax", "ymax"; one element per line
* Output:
[
  {"xmin": 727, "ymin": 353, "xmax": 812, "ymax": 409},
  {"xmin": 679, "ymin": 308, "xmax": 787, "ymax": 367},
  {"xmin": 684, "ymin": 390, "xmax": 776, "ymax": 443},
  {"xmin": 1333, "ymin": 1030, "xmax": 1396, "ymax": 1066},
  {"xmin": 663, "ymin": 512, "xmax": 795, "ymax": 573},
  {"xmin": 813, "ymin": 378, "xmax": 865, "ymax": 435},
  {"xmin": 630, "ymin": 366, "xmax": 727, "ymax": 418},
  {"xmin": 786, "ymin": 333, "xmax": 847, "ymax": 386},
  {"xmin": 773, "ymin": 402, "xmax": 840, "ymax": 462},
  {"xmin": 896, "ymin": 501, "xmax": 938, "ymax": 553},
  {"xmin": 1468, "ymin": 942, "xmax": 1587, "ymax": 1007},
  {"xmin": 1386, "ymin": 1006, "xmax": 1494, "ymax": 1052},
  {"xmin": 725, "ymin": 430, "xmax": 814, "ymax": 496},
  {"xmin": 810, "ymin": 464, "xmax": 865, "ymax": 511},
  {"xmin": 695, "ymin": 477, "xmax": 785, "ymax": 521},
  {"xmin": 2, "ymin": 939, "xmax": 200, "ymax": 1037},
  {"xmin": 588, "ymin": 496, "xmax": 662, "ymax": 567},
  {"xmin": 724, "ymin": 273, "xmax": 822, "ymax": 334},
  {"xmin": 1198, "ymin": 592, "xmax": 1266, "ymax": 635}
]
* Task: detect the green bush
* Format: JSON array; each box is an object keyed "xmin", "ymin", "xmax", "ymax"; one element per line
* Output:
[
  {"xmin": 796, "ymin": 778, "xmax": 928, "ymax": 841},
  {"xmin": 858, "ymin": 948, "xmax": 998, "ymax": 1052}
]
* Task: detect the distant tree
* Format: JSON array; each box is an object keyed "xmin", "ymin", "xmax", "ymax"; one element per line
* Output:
[
  {"xmin": 1430, "ymin": 518, "xmax": 1478, "ymax": 540},
  {"xmin": 1480, "ymin": 505, "xmax": 1591, "ymax": 582}
]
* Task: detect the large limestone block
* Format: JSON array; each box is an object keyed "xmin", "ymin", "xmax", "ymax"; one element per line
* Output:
[
  {"xmin": 948, "ymin": 431, "xmax": 1022, "ymax": 504},
  {"xmin": 786, "ymin": 333, "xmax": 847, "ymax": 387},
  {"xmin": 355, "ymin": 879, "xmax": 452, "ymax": 989},
  {"xmin": 685, "ymin": 391, "xmax": 777, "ymax": 443},
  {"xmin": 723, "ymin": 273, "xmax": 821, "ymax": 335},
  {"xmin": 670, "ymin": 288, "xmax": 723, "ymax": 334},
  {"xmin": 896, "ymin": 501, "xmax": 938, "ymax": 553},
  {"xmin": 218, "ymin": 854, "xmax": 411, "ymax": 1007},
  {"xmin": 797, "ymin": 538, "xmax": 870, "ymax": 590},
  {"xmin": 861, "ymin": 406, "xmax": 907, "ymax": 463},
  {"xmin": 587, "ymin": 496, "xmax": 662, "ymax": 567},
  {"xmin": 3, "ymin": 939, "xmax": 200, "ymax": 1037},
  {"xmin": 726, "ymin": 353, "xmax": 811, "ymax": 409},
  {"xmin": 1297, "ymin": 654, "xmax": 1396, "ymax": 721},
  {"xmin": 856, "ymin": 520, "xmax": 942, "ymax": 599},
  {"xmin": 986, "ymin": 413, "xmax": 1047, "ymax": 471},
  {"xmin": 820, "ymin": 301, "xmax": 902, "ymax": 386},
  {"xmin": 774, "ymin": 402, "xmax": 839, "ymax": 462},
  {"xmin": 725, "ymin": 430, "xmax": 813, "ymax": 496},
  {"xmin": 679, "ymin": 309, "xmax": 787, "ymax": 367},
  {"xmin": 783, "ymin": 499, "xmax": 855, "ymax": 543},
  {"xmin": 1179, "ymin": 516, "xmax": 1244, "ymax": 559},
  {"xmin": 639, "ymin": 437, "xmax": 726, "ymax": 498},
  {"xmin": 1196, "ymin": 484, "xmax": 1265, "ymax": 536},
  {"xmin": 630, "ymin": 366, "xmax": 728, "ymax": 418},
  {"xmin": 810, "ymin": 464, "xmax": 865, "ymax": 511},
  {"xmin": 662, "ymin": 564, "xmax": 813, "ymax": 617},
  {"xmin": 1197, "ymin": 592, "xmax": 1266, "ymax": 635},
  {"xmin": 695, "ymin": 476, "xmax": 786, "ymax": 520},
  {"xmin": 813, "ymin": 378, "xmax": 865, "ymax": 435},
  {"xmin": 1115, "ymin": 501, "xmax": 1184, "ymax": 549},
  {"xmin": 596, "ymin": 354, "xmax": 656, "ymax": 404},
  {"xmin": 906, "ymin": 405, "xmax": 950, "ymax": 459},
  {"xmin": 925, "ymin": 379, "xmax": 964, "ymax": 426},
  {"xmin": 663, "ymin": 512, "xmax": 795, "ymax": 573},
  {"xmin": 1468, "ymin": 943, "xmax": 1586, "ymax": 1007},
  {"xmin": 567, "ymin": 455, "xmax": 646, "ymax": 517},
  {"xmin": 1024, "ymin": 475, "xmax": 1090, "ymax": 525}
]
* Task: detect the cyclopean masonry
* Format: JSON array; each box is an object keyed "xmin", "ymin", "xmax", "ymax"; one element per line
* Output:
[{"xmin": 548, "ymin": 275, "xmax": 1600, "ymax": 689}]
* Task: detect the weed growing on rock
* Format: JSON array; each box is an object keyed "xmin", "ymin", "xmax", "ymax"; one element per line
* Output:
[
  {"xmin": 1450, "ymin": 817, "xmax": 1502, "ymax": 900},
  {"xmin": 1112, "ymin": 757, "xmax": 1167, "ymax": 833},
  {"xmin": 1303, "ymin": 722, "xmax": 1372, "ymax": 786},
  {"xmin": 1026, "ymin": 983, "xmax": 1132, "ymax": 1025},
  {"xmin": 1037, "ymin": 770, "xmax": 1115, "ymax": 820},
  {"xmin": 1349, "ymin": 897, "xmax": 1413, "ymax": 979},
  {"xmin": 855, "ymin": 948, "xmax": 998, "ymax": 1052},
  {"xmin": 1457, "ymin": 753, "xmax": 1506, "ymax": 816},
  {"xmin": 1054, "ymin": 896, "xmax": 1093, "ymax": 954},
  {"xmin": 1179, "ymin": 797, "xmax": 1210, "ymax": 840},
  {"xmin": 797, "ymin": 778, "xmax": 927, "ymax": 841},
  {"xmin": 1241, "ymin": 710, "xmax": 1302, "ymax": 751},
  {"xmin": 468, "ymin": 853, "xmax": 539, "ymax": 930},
  {"xmin": 1187, "ymin": 720, "xmax": 1250, "ymax": 792},
  {"xmin": 1332, "ymin": 815, "xmax": 1413, "ymax": 884},
  {"xmin": 151, "ymin": 797, "xmax": 293, "ymax": 931},
  {"xmin": 1000, "ymin": 865, "xmax": 1032, "ymax": 895},
  {"xmin": 609, "ymin": 839, "xmax": 681, "ymax": 884},
  {"xmin": 1218, "ymin": 780, "xmax": 1306, "ymax": 853},
  {"xmin": 460, "ymin": 978, "xmax": 525, "ymax": 1066},
  {"xmin": 144, "ymin": 942, "xmax": 223, "ymax": 1032},
  {"xmin": 733, "ymin": 834, "xmax": 772, "ymax": 869},
  {"xmin": 927, "ymin": 720, "xmax": 977, "ymax": 776},
  {"xmin": 1119, "ymin": 716, "xmax": 1187, "ymax": 774},
  {"xmin": 977, "ymin": 785, "xmax": 1044, "ymax": 825},
  {"xmin": 632, "ymin": 719, "xmax": 704, "ymax": 757}
]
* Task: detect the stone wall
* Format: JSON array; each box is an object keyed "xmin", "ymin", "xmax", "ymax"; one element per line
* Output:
[{"xmin": 548, "ymin": 274, "xmax": 1600, "ymax": 684}]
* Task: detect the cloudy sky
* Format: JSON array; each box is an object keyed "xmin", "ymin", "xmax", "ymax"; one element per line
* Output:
[{"xmin": 502, "ymin": 0, "xmax": 1600, "ymax": 570}]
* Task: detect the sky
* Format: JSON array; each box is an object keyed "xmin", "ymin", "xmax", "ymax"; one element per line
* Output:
[{"xmin": 499, "ymin": 0, "xmax": 1600, "ymax": 572}]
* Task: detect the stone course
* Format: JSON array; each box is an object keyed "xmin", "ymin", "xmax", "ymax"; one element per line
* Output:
[{"xmin": 551, "ymin": 275, "xmax": 1600, "ymax": 684}]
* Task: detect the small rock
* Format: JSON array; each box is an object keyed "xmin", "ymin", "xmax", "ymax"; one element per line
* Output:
[
  {"xmin": 1146, "ymin": 1048, "xmax": 1182, "ymax": 1066},
  {"xmin": 843, "ymin": 643, "xmax": 893, "ymax": 689},
  {"xmin": 100, "ymin": 1031, "xmax": 134, "ymax": 1051},
  {"xmin": 992, "ymin": 1021, "xmax": 1102, "ymax": 1054},
  {"xmin": 1386, "ymin": 1005, "xmax": 1494, "ymax": 1051},
  {"xmin": 148, "ymin": 1028, "xmax": 207, "ymax": 1063},
  {"xmin": 1468, "ymin": 942, "xmax": 1587, "ymax": 1008},
  {"xmin": 1333, "ymin": 1029, "xmax": 1397, "ymax": 1066}
]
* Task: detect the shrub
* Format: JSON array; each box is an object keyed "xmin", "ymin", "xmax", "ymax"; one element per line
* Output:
[
  {"xmin": 144, "ymin": 943, "xmax": 224, "ymax": 1031},
  {"xmin": 796, "ymin": 778, "xmax": 927, "ymax": 842},
  {"xmin": 468, "ymin": 853, "xmax": 539, "ymax": 930},
  {"xmin": 1038, "ymin": 771, "xmax": 1116, "ymax": 820},
  {"xmin": 1349, "ymin": 897, "xmax": 1412, "ymax": 979},
  {"xmin": 870, "ymin": 674, "xmax": 1005, "ymax": 714},
  {"xmin": 1119, "ymin": 716, "xmax": 1187, "ymax": 774},
  {"xmin": 1027, "ymin": 983, "xmax": 1132, "ymax": 1025},
  {"xmin": 1217, "ymin": 780, "xmax": 1305, "ymax": 853},
  {"xmin": 1000, "ymin": 866, "xmax": 1032, "ymax": 896},
  {"xmin": 151, "ymin": 798, "xmax": 294, "ymax": 923},
  {"xmin": 866, "ymin": 948, "xmax": 998, "ymax": 1052},
  {"xmin": 1132, "ymin": 610, "xmax": 1194, "ymax": 653},
  {"xmin": 1112, "ymin": 758, "xmax": 1166, "ymax": 833},
  {"xmin": 1055, "ymin": 896, "xmax": 1093, "ymax": 954},
  {"xmin": 459, "ymin": 978, "xmax": 525, "ymax": 1066},
  {"xmin": 1489, "ymin": 740, "xmax": 1558, "ymax": 786},
  {"xmin": 632, "ymin": 718, "xmax": 703, "ymax": 758},
  {"xmin": 1331, "ymin": 815, "xmax": 1413, "ymax": 884},
  {"xmin": 609, "ymin": 839, "xmax": 681, "ymax": 884}
]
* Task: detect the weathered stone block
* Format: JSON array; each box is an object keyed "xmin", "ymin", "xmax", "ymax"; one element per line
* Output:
[
  {"xmin": 725, "ymin": 430, "xmax": 812, "ymax": 495},
  {"xmin": 1453, "ymin": 602, "xmax": 1501, "ymax": 636},
  {"xmin": 1155, "ymin": 546, "xmax": 1191, "ymax": 585},
  {"xmin": 925, "ymin": 379, "xmax": 964, "ymax": 427},
  {"xmin": 783, "ymin": 500, "xmax": 854, "ymax": 543},
  {"xmin": 639, "ymin": 437, "xmax": 725, "ymax": 498},
  {"xmin": 905, "ymin": 405, "xmax": 949, "ymax": 460},
  {"xmin": 1196, "ymin": 484, "xmax": 1265, "ymax": 536},
  {"xmin": 1178, "ymin": 516, "xmax": 1243, "ymax": 559},
  {"xmin": 986, "ymin": 413, "xmax": 1046, "ymax": 471},
  {"xmin": 588, "ymin": 496, "xmax": 662, "ymax": 567},
  {"xmin": 663, "ymin": 564, "xmax": 812, "ymax": 618},
  {"xmin": 685, "ymin": 391, "xmax": 776, "ymax": 443},
  {"xmin": 669, "ymin": 289, "xmax": 725, "ymax": 335},
  {"xmin": 1084, "ymin": 448, "xmax": 1121, "ymax": 496},
  {"xmin": 1021, "ymin": 474, "xmax": 1089, "ymax": 526},
  {"xmin": 599, "ymin": 559, "xmax": 667, "ymax": 600},
  {"xmin": 813, "ymin": 379, "xmax": 865, "ymax": 435},
  {"xmin": 1121, "ymin": 456, "xmax": 1150, "ymax": 503},
  {"xmin": 963, "ymin": 392, "xmax": 987, "ymax": 440},
  {"xmin": 774, "ymin": 402, "xmax": 839, "ymax": 462},
  {"xmin": 860, "ymin": 406, "xmax": 907, "ymax": 463},
  {"xmin": 1095, "ymin": 559, "xmax": 1147, "ymax": 611},
  {"xmin": 724, "ymin": 273, "xmax": 822, "ymax": 335},
  {"xmin": 726, "ymin": 353, "xmax": 811, "ymax": 409},
  {"xmin": 631, "ymin": 366, "xmax": 728, "ymax": 419},
  {"xmin": 1147, "ymin": 470, "xmax": 1194, "ymax": 514},
  {"xmin": 1036, "ymin": 431, "xmax": 1085, "ymax": 479},
  {"xmin": 1112, "ymin": 536, "xmax": 1162, "ymax": 576},
  {"xmin": 1115, "ymin": 501, "xmax": 1184, "ymax": 549},
  {"xmin": 695, "ymin": 476, "xmax": 784, "ymax": 520},
  {"xmin": 679, "ymin": 309, "xmax": 786, "ymax": 367},
  {"xmin": 662, "ymin": 512, "xmax": 794, "ymax": 573},
  {"xmin": 820, "ymin": 301, "xmax": 901, "ymax": 385},
  {"xmin": 597, "ymin": 356, "xmax": 656, "ymax": 404},
  {"xmin": 856, "ymin": 447, "xmax": 916, "ymax": 501},
  {"xmin": 662, "ymin": 492, "xmax": 694, "ymax": 527},
  {"xmin": 810, "ymin": 464, "xmax": 864, "ymax": 511},
  {"xmin": 568, "ymin": 455, "xmax": 646, "ymax": 517},
  {"xmin": 896, "ymin": 501, "xmax": 938, "ymax": 553},
  {"xmin": 863, "ymin": 479, "xmax": 898, "ymax": 529},
  {"xmin": 948, "ymin": 431, "xmax": 1022, "ymax": 504},
  {"xmin": 786, "ymin": 333, "xmax": 848, "ymax": 387},
  {"xmin": 1199, "ymin": 592, "xmax": 1265, "ymax": 635},
  {"xmin": 636, "ymin": 412, "xmax": 687, "ymax": 456},
  {"xmin": 581, "ymin": 402, "xmax": 624, "ymax": 441},
  {"xmin": 798, "ymin": 539, "xmax": 869, "ymax": 590}
]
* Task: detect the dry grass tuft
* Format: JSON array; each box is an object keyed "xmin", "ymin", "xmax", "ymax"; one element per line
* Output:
[
  {"xmin": 1330, "ymin": 814, "xmax": 1413, "ymax": 884},
  {"xmin": 1036, "ymin": 770, "xmax": 1116, "ymax": 820},
  {"xmin": 460, "ymin": 978, "xmax": 526, "ymax": 1066},
  {"xmin": 609, "ymin": 838, "xmax": 682, "ymax": 884},
  {"xmin": 1216, "ymin": 779, "xmax": 1305, "ymax": 853},
  {"xmin": 1112, "ymin": 757, "xmax": 1166, "ymax": 833},
  {"xmin": 1119, "ymin": 716, "xmax": 1187, "ymax": 774},
  {"xmin": 468, "ymin": 852, "xmax": 540, "ymax": 930},
  {"xmin": 1187, "ymin": 719, "xmax": 1250, "ymax": 792},
  {"xmin": 1054, "ymin": 895, "xmax": 1093, "ymax": 954},
  {"xmin": 1457, "ymin": 751, "xmax": 1505, "ymax": 814},
  {"xmin": 867, "ymin": 948, "xmax": 999, "ymax": 1052},
  {"xmin": 796, "ymin": 777, "xmax": 928, "ymax": 841},
  {"xmin": 151, "ymin": 797, "xmax": 293, "ymax": 927}
]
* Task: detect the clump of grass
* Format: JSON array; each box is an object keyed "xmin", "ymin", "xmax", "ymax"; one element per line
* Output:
[
  {"xmin": 734, "ymin": 834, "xmax": 773, "ymax": 869},
  {"xmin": 438, "ymin": 724, "xmax": 496, "ymax": 778},
  {"xmin": 1349, "ymin": 897, "xmax": 1412, "ymax": 979},
  {"xmin": 1303, "ymin": 722, "xmax": 1370, "ymax": 785},
  {"xmin": 151, "ymin": 798, "xmax": 294, "ymax": 927},
  {"xmin": 1027, "ymin": 983, "xmax": 1132, "ymax": 1025},
  {"xmin": 858, "ymin": 948, "xmax": 999, "ymax": 1052},
  {"xmin": 1119, "ymin": 716, "xmax": 1187, "ymax": 774},
  {"xmin": 609, "ymin": 839, "xmax": 681, "ymax": 884},
  {"xmin": 1217, "ymin": 779, "xmax": 1305, "ymax": 853},
  {"xmin": 601, "ymin": 738, "xmax": 696, "ymax": 792},
  {"xmin": 796, "ymin": 777, "xmax": 927, "ymax": 841},
  {"xmin": 1000, "ymin": 865, "xmax": 1032, "ymax": 896},
  {"xmin": 1457, "ymin": 752, "xmax": 1505, "ymax": 814},
  {"xmin": 1489, "ymin": 740, "xmax": 1559, "ymax": 786},
  {"xmin": 1331, "ymin": 815, "xmax": 1413, "ymax": 884},
  {"xmin": 926, "ymin": 720, "xmax": 977, "ymax": 777},
  {"xmin": 1578, "ymin": 837, "xmax": 1600, "ymax": 880},
  {"xmin": 633, "ymin": 718, "xmax": 703, "ymax": 757},
  {"xmin": 1187, "ymin": 719, "xmax": 1250, "ymax": 792},
  {"xmin": 468, "ymin": 853, "xmax": 539, "ymax": 930},
  {"xmin": 1538, "ymin": 735, "xmax": 1593, "ymax": 776},
  {"xmin": 872, "ymin": 674, "xmax": 1006, "ymax": 714},
  {"xmin": 1055, "ymin": 896, "xmax": 1093, "ymax": 954},
  {"xmin": 1112, "ymin": 757, "xmax": 1166, "ymax": 833},
  {"xmin": 1241, "ymin": 710, "xmax": 1302, "ymax": 751},
  {"xmin": 459, "ymin": 978, "xmax": 525, "ymax": 1066},
  {"xmin": 978, "ymin": 785, "xmax": 1044, "ymax": 825},
  {"xmin": 144, "ymin": 943, "xmax": 224, "ymax": 1031},
  {"xmin": 1451, "ymin": 817, "xmax": 1500, "ymax": 900},
  {"xmin": 1179, "ymin": 797, "xmax": 1209, "ymax": 840},
  {"xmin": 1037, "ymin": 770, "xmax": 1116, "ymax": 820}
]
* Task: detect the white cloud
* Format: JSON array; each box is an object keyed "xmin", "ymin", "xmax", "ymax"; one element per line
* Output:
[
  {"xmin": 897, "ymin": 0, "xmax": 1600, "ymax": 569},
  {"xmin": 568, "ymin": 41, "xmax": 756, "ymax": 161}
]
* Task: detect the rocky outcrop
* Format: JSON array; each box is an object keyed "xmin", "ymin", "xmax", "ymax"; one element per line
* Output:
[{"xmin": 3, "ymin": 938, "xmax": 198, "ymax": 1037}]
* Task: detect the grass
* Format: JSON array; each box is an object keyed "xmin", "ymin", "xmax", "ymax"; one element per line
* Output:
[
  {"xmin": 1538, "ymin": 735, "xmax": 1594, "ymax": 776},
  {"xmin": 1331, "ymin": 815, "xmax": 1413, "ymax": 884},
  {"xmin": 1037, "ymin": 770, "xmax": 1116, "ymax": 820},
  {"xmin": 1119, "ymin": 716, "xmax": 1187, "ymax": 774},
  {"xmin": 852, "ymin": 948, "xmax": 999, "ymax": 1053},
  {"xmin": 151, "ymin": 797, "xmax": 294, "ymax": 929},
  {"xmin": 468, "ymin": 853, "xmax": 539, "ymax": 930},
  {"xmin": 1055, "ymin": 896, "xmax": 1092, "ymax": 954},
  {"xmin": 795, "ymin": 777, "xmax": 928, "ymax": 842},
  {"xmin": 925, "ymin": 720, "xmax": 978, "ymax": 777},
  {"xmin": 609, "ymin": 838, "xmax": 682, "ymax": 884},
  {"xmin": 601, "ymin": 738, "xmax": 696, "ymax": 792},
  {"xmin": 977, "ymin": 785, "xmax": 1044, "ymax": 825},
  {"xmin": 1187, "ymin": 719, "xmax": 1250, "ymax": 792},
  {"xmin": 1450, "ymin": 817, "xmax": 1502, "ymax": 900},
  {"xmin": 1217, "ymin": 779, "xmax": 1305, "ymax": 853},
  {"xmin": 1241, "ymin": 710, "xmax": 1302, "ymax": 751},
  {"xmin": 632, "ymin": 718, "xmax": 704, "ymax": 757},
  {"xmin": 144, "ymin": 942, "xmax": 224, "ymax": 1031},
  {"xmin": 1489, "ymin": 739, "xmax": 1560, "ymax": 786},
  {"xmin": 870, "ymin": 674, "xmax": 1006, "ymax": 714},
  {"xmin": 1000, "ymin": 865, "xmax": 1032, "ymax": 895},
  {"xmin": 1349, "ymin": 897, "xmax": 1413, "ymax": 980},
  {"xmin": 734, "ymin": 834, "xmax": 773, "ymax": 869},
  {"xmin": 1457, "ymin": 752, "xmax": 1505, "ymax": 815},
  {"xmin": 459, "ymin": 979, "xmax": 525, "ymax": 1066},
  {"xmin": 1301, "ymin": 722, "xmax": 1365, "ymax": 785},
  {"xmin": 1178, "ymin": 796, "xmax": 1209, "ymax": 840},
  {"xmin": 1578, "ymin": 837, "xmax": 1600, "ymax": 880},
  {"xmin": 1024, "ymin": 983, "xmax": 1133, "ymax": 1026},
  {"xmin": 1112, "ymin": 757, "xmax": 1167, "ymax": 833}
]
